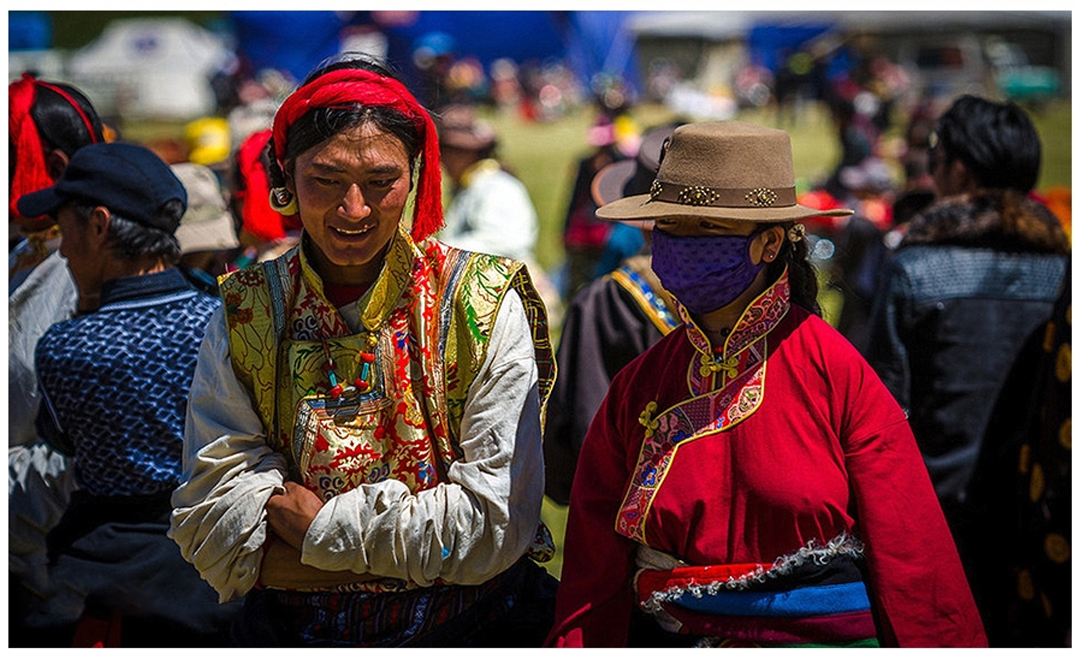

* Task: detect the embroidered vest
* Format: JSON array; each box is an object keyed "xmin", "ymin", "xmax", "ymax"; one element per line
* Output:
[{"xmin": 219, "ymin": 229, "xmax": 556, "ymax": 544}]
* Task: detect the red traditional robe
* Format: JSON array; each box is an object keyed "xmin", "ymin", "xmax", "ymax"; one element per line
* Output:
[{"xmin": 548, "ymin": 271, "xmax": 987, "ymax": 647}]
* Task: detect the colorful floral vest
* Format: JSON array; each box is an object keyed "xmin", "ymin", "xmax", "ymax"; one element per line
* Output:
[{"xmin": 219, "ymin": 229, "xmax": 556, "ymax": 559}]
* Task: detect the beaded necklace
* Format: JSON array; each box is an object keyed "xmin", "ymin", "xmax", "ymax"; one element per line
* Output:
[{"xmin": 319, "ymin": 331, "xmax": 379, "ymax": 399}]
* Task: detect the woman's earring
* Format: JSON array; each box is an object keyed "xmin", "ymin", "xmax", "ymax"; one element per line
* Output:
[{"xmin": 269, "ymin": 187, "xmax": 299, "ymax": 216}]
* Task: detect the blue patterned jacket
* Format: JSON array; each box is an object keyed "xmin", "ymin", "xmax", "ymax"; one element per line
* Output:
[{"xmin": 35, "ymin": 268, "xmax": 220, "ymax": 497}]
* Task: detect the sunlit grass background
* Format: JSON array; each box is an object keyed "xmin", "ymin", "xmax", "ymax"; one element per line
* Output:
[{"xmin": 491, "ymin": 98, "xmax": 1071, "ymax": 276}]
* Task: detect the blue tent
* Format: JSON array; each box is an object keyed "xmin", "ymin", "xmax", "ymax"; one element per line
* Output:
[
  {"xmin": 228, "ymin": 11, "xmax": 353, "ymax": 82},
  {"xmin": 382, "ymin": 11, "xmax": 566, "ymax": 70},
  {"xmin": 746, "ymin": 22, "xmax": 835, "ymax": 73},
  {"xmin": 559, "ymin": 11, "xmax": 643, "ymax": 93},
  {"xmin": 227, "ymin": 10, "xmax": 640, "ymax": 94},
  {"xmin": 9, "ymin": 11, "xmax": 53, "ymax": 51}
]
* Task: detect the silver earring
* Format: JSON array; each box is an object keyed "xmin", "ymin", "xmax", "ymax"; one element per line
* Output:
[{"xmin": 269, "ymin": 187, "xmax": 299, "ymax": 215}]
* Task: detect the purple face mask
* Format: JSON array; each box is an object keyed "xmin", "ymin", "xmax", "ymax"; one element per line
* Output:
[{"xmin": 650, "ymin": 227, "xmax": 766, "ymax": 315}]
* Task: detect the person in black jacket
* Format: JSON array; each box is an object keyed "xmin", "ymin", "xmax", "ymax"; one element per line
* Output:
[
  {"xmin": 865, "ymin": 95, "xmax": 1069, "ymax": 596},
  {"xmin": 544, "ymin": 125, "xmax": 679, "ymax": 504}
]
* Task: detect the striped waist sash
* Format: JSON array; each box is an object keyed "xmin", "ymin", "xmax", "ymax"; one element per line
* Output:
[{"xmin": 635, "ymin": 534, "xmax": 879, "ymax": 647}]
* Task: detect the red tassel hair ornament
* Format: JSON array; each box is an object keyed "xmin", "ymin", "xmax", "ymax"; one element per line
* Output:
[
  {"xmin": 9, "ymin": 74, "xmax": 54, "ymax": 223},
  {"xmin": 236, "ymin": 129, "xmax": 303, "ymax": 242},
  {"xmin": 9, "ymin": 73, "xmax": 100, "ymax": 225},
  {"xmin": 272, "ymin": 68, "xmax": 443, "ymax": 243}
]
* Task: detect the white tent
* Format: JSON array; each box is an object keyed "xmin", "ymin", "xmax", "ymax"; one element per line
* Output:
[{"xmin": 67, "ymin": 17, "xmax": 230, "ymax": 121}]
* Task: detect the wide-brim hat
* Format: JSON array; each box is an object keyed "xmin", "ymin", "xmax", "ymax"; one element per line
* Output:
[
  {"xmin": 596, "ymin": 121, "xmax": 853, "ymax": 224},
  {"xmin": 436, "ymin": 104, "xmax": 497, "ymax": 152}
]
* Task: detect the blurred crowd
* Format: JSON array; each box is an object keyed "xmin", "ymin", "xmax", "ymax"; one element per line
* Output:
[{"xmin": 8, "ymin": 23, "xmax": 1071, "ymax": 649}]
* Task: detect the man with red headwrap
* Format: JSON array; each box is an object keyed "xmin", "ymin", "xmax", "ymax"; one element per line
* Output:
[{"xmin": 170, "ymin": 55, "xmax": 559, "ymax": 647}]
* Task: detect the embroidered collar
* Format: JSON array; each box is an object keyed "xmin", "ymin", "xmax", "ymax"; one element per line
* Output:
[
  {"xmin": 682, "ymin": 268, "xmax": 791, "ymax": 362},
  {"xmin": 615, "ymin": 271, "xmax": 792, "ymax": 543},
  {"xmin": 618, "ymin": 272, "xmax": 791, "ymax": 543},
  {"xmin": 298, "ymin": 225, "xmax": 417, "ymax": 333}
]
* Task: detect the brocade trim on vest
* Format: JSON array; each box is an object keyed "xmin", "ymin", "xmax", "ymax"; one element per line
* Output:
[
  {"xmin": 616, "ymin": 272, "xmax": 791, "ymax": 544},
  {"xmin": 609, "ymin": 263, "xmax": 679, "ymax": 335}
]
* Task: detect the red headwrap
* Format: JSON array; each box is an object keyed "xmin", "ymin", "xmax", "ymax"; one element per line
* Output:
[
  {"xmin": 236, "ymin": 129, "xmax": 303, "ymax": 242},
  {"xmin": 9, "ymin": 73, "xmax": 99, "ymax": 225},
  {"xmin": 272, "ymin": 68, "xmax": 443, "ymax": 242}
]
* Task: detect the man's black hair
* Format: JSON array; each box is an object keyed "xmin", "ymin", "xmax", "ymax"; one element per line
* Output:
[{"xmin": 935, "ymin": 95, "xmax": 1041, "ymax": 194}]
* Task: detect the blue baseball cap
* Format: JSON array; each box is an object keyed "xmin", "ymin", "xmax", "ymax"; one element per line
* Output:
[{"xmin": 16, "ymin": 141, "xmax": 188, "ymax": 234}]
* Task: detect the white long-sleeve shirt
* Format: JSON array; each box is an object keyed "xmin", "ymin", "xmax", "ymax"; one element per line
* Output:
[
  {"xmin": 169, "ymin": 289, "xmax": 544, "ymax": 602},
  {"xmin": 439, "ymin": 161, "xmax": 539, "ymax": 262}
]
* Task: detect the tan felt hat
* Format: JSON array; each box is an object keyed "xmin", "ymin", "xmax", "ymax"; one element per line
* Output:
[
  {"xmin": 596, "ymin": 120, "xmax": 853, "ymax": 224},
  {"xmin": 171, "ymin": 162, "xmax": 240, "ymax": 254}
]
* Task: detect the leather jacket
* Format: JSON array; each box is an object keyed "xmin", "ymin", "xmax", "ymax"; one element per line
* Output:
[{"xmin": 866, "ymin": 189, "xmax": 1069, "ymax": 518}]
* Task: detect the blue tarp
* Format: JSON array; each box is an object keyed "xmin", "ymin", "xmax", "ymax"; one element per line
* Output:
[
  {"xmin": 560, "ymin": 11, "xmax": 643, "ymax": 92},
  {"xmin": 746, "ymin": 23, "xmax": 835, "ymax": 73},
  {"xmin": 10, "ymin": 11, "xmax": 53, "ymax": 51},
  {"xmin": 227, "ymin": 10, "xmax": 640, "ymax": 93},
  {"xmin": 383, "ymin": 11, "xmax": 566, "ymax": 70},
  {"xmin": 228, "ymin": 11, "xmax": 352, "ymax": 82}
]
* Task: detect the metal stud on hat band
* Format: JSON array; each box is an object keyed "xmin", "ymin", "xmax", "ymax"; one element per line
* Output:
[{"xmin": 649, "ymin": 179, "xmax": 797, "ymax": 208}]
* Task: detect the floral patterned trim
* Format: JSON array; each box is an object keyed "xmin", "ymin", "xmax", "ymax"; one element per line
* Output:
[
  {"xmin": 610, "ymin": 265, "xmax": 679, "ymax": 335},
  {"xmin": 683, "ymin": 269, "xmax": 790, "ymax": 396},
  {"xmin": 616, "ymin": 271, "xmax": 793, "ymax": 545},
  {"xmin": 616, "ymin": 340, "xmax": 766, "ymax": 543}
]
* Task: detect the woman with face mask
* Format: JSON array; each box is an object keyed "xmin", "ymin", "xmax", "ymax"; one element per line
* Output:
[{"xmin": 546, "ymin": 121, "xmax": 986, "ymax": 648}]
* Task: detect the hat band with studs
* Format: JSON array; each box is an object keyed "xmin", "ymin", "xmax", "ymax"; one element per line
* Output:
[{"xmin": 648, "ymin": 180, "xmax": 797, "ymax": 209}]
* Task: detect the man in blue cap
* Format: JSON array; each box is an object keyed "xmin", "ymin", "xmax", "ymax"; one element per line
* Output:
[{"xmin": 12, "ymin": 142, "xmax": 237, "ymax": 647}]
